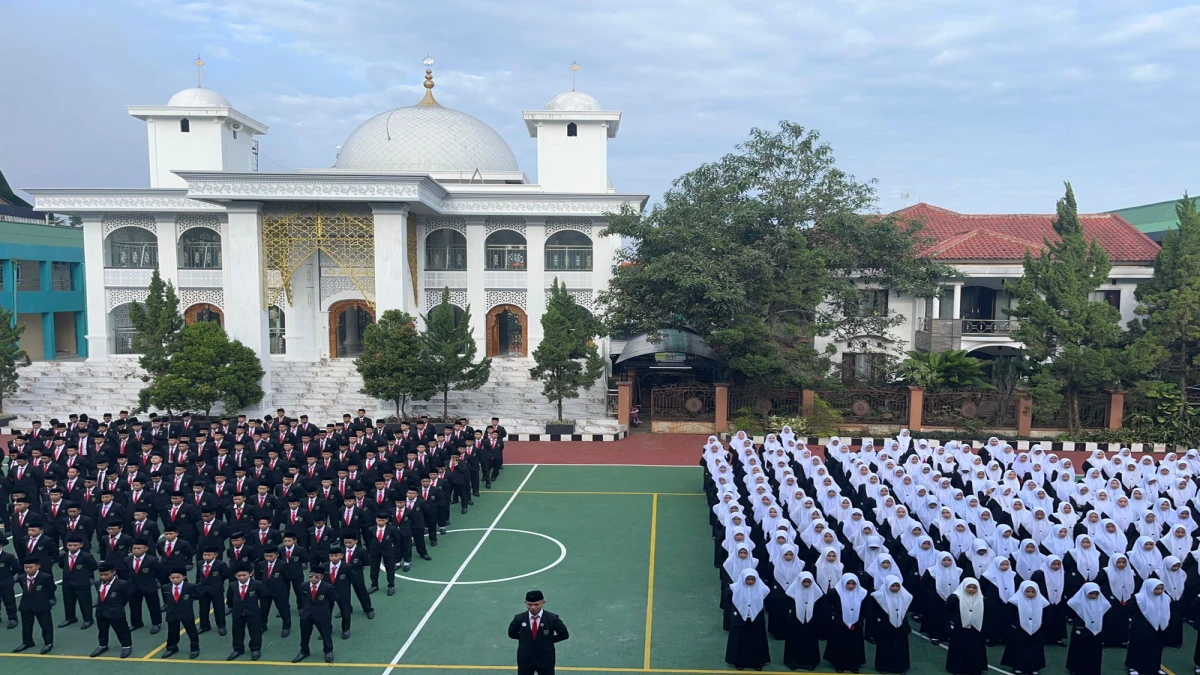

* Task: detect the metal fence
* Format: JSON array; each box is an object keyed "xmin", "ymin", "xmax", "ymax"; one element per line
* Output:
[
  {"xmin": 109, "ymin": 242, "xmax": 159, "ymax": 268},
  {"xmin": 1033, "ymin": 392, "xmax": 1109, "ymax": 429},
  {"xmin": 113, "ymin": 330, "xmax": 140, "ymax": 355},
  {"xmin": 545, "ymin": 245, "xmax": 593, "ymax": 271},
  {"xmin": 815, "ymin": 387, "xmax": 910, "ymax": 424},
  {"xmin": 179, "ymin": 242, "xmax": 222, "ymax": 269},
  {"xmin": 650, "ymin": 384, "xmax": 716, "ymax": 421},
  {"xmin": 922, "ymin": 388, "xmax": 1018, "ymax": 428},
  {"xmin": 425, "ymin": 245, "xmax": 467, "ymax": 271},
  {"xmin": 729, "ymin": 387, "xmax": 802, "ymax": 417},
  {"xmin": 485, "ymin": 245, "xmax": 527, "ymax": 270}
]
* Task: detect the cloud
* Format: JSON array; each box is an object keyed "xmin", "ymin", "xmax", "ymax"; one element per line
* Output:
[{"xmin": 1127, "ymin": 63, "xmax": 1172, "ymax": 82}]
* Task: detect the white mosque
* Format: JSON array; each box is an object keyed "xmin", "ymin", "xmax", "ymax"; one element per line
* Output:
[{"xmin": 15, "ymin": 60, "xmax": 646, "ymax": 434}]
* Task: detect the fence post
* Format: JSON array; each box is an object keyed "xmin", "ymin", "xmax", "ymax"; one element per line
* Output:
[
  {"xmin": 906, "ymin": 386, "xmax": 924, "ymax": 431},
  {"xmin": 801, "ymin": 389, "xmax": 815, "ymax": 417},
  {"xmin": 714, "ymin": 383, "xmax": 730, "ymax": 433},
  {"xmin": 1016, "ymin": 391, "xmax": 1033, "ymax": 437},
  {"xmin": 617, "ymin": 380, "xmax": 632, "ymax": 429},
  {"xmin": 1107, "ymin": 390, "xmax": 1125, "ymax": 431}
]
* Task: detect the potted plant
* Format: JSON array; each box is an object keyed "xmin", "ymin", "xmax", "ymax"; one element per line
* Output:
[{"xmin": 546, "ymin": 419, "xmax": 576, "ymax": 436}]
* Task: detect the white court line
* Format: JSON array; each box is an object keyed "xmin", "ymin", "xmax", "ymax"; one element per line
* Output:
[
  {"xmin": 913, "ymin": 630, "xmax": 1014, "ymax": 675},
  {"xmin": 505, "ymin": 462, "xmax": 698, "ymax": 467},
  {"xmin": 380, "ymin": 464, "xmax": 539, "ymax": 675}
]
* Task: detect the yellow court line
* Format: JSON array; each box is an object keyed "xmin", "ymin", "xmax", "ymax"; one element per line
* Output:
[
  {"xmin": 141, "ymin": 609, "xmax": 213, "ymax": 659},
  {"xmin": 0, "ymin": 653, "xmax": 852, "ymax": 673},
  {"xmin": 643, "ymin": 493, "xmax": 659, "ymax": 670},
  {"xmin": 491, "ymin": 490, "xmax": 704, "ymax": 496},
  {"xmin": 1162, "ymin": 667, "xmax": 1176, "ymax": 675}
]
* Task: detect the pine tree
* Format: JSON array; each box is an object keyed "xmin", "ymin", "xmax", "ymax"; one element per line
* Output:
[
  {"xmin": 139, "ymin": 321, "xmax": 265, "ymax": 417},
  {"xmin": 530, "ymin": 280, "xmax": 606, "ymax": 422},
  {"xmin": 1006, "ymin": 182, "xmax": 1153, "ymax": 431},
  {"xmin": 1133, "ymin": 193, "xmax": 1200, "ymax": 413},
  {"xmin": 422, "ymin": 288, "xmax": 491, "ymax": 419},
  {"xmin": 0, "ymin": 307, "xmax": 30, "ymax": 413},
  {"xmin": 356, "ymin": 309, "xmax": 436, "ymax": 418},
  {"xmin": 128, "ymin": 269, "xmax": 185, "ymax": 386}
]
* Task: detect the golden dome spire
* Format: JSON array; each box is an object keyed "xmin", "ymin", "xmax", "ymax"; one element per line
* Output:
[{"xmin": 418, "ymin": 55, "xmax": 440, "ymax": 107}]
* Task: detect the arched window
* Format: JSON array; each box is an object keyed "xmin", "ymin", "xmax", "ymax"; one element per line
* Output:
[
  {"xmin": 185, "ymin": 303, "xmax": 224, "ymax": 327},
  {"xmin": 178, "ymin": 227, "xmax": 222, "ymax": 269},
  {"xmin": 105, "ymin": 227, "xmax": 158, "ymax": 269},
  {"xmin": 180, "ymin": 119, "xmax": 190, "ymax": 133},
  {"xmin": 545, "ymin": 230, "xmax": 593, "ymax": 271},
  {"xmin": 566, "ymin": 122, "xmax": 578, "ymax": 137},
  {"xmin": 425, "ymin": 229, "xmax": 467, "ymax": 270},
  {"xmin": 427, "ymin": 304, "xmax": 465, "ymax": 328},
  {"xmin": 269, "ymin": 305, "xmax": 286, "ymax": 354},
  {"xmin": 110, "ymin": 303, "xmax": 140, "ymax": 354},
  {"xmin": 485, "ymin": 230, "xmax": 527, "ymax": 270}
]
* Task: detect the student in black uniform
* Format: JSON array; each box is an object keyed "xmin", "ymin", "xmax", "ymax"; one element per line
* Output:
[
  {"xmin": 226, "ymin": 563, "xmax": 267, "ymax": 661},
  {"xmin": 160, "ymin": 567, "xmax": 201, "ymax": 659},
  {"xmin": 367, "ymin": 514, "xmax": 401, "ymax": 596},
  {"xmin": 256, "ymin": 548, "xmax": 292, "ymax": 638},
  {"xmin": 125, "ymin": 538, "xmax": 164, "ymax": 634},
  {"xmin": 92, "ymin": 561, "xmax": 133, "ymax": 658},
  {"xmin": 339, "ymin": 535, "xmax": 375, "ymax": 620},
  {"xmin": 325, "ymin": 545, "xmax": 353, "ymax": 639},
  {"xmin": 293, "ymin": 566, "xmax": 335, "ymax": 664},
  {"xmin": 0, "ymin": 545, "xmax": 18, "ymax": 629},
  {"xmin": 14, "ymin": 559, "xmax": 56, "ymax": 654},
  {"xmin": 195, "ymin": 545, "xmax": 229, "ymax": 636},
  {"xmin": 58, "ymin": 535, "xmax": 97, "ymax": 628}
]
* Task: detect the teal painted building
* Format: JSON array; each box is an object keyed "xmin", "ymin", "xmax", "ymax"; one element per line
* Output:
[
  {"xmin": 1108, "ymin": 195, "xmax": 1200, "ymax": 243},
  {"xmin": 0, "ymin": 168, "xmax": 87, "ymax": 359}
]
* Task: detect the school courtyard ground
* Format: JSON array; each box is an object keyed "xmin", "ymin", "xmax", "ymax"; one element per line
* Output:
[{"xmin": 0, "ymin": 433, "xmax": 1195, "ymax": 675}]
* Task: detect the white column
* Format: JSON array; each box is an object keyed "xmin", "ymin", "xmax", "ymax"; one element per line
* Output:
[
  {"xmin": 156, "ymin": 215, "xmax": 179, "ymax": 291},
  {"xmin": 526, "ymin": 221, "xmax": 546, "ymax": 352},
  {"xmin": 81, "ymin": 214, "xmax": 109, "ymax": 360},
  {"xmin": 952, "ymin": 283, "xmax": 963, "ymax": 319},
  {"xmin": 370, "ymin": 203, "xmax": 409, "ymax": 317},
  {"xmin": 288, "ymin": 256, "xmax": 319, "ymax": 361},
  {"xmin": 465, "ymin": 220, "xmax": 487, "ymax": 356},
  {"xmin": 221, "ymin": 202, "xmax": 272, "ymax": 412}
]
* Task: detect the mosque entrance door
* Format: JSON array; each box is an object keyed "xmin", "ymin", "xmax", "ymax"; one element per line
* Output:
[
  {"xmin": 329, "ymin": 300, "xmax": 374, "ymax": 358},
  {"xmin": 486, "ymin": 304, "xmax": 527, "ymax": 357}
]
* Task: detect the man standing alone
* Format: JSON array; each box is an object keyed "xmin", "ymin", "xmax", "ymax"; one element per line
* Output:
[{"xmin": 507, "ymin": 590, "xmax": 569, "ymax": 675}]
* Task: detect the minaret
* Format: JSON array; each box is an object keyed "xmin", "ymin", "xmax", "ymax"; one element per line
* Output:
[{"xmin": 522, "ymin": 62, "xmax": 620, "ymax": 193}]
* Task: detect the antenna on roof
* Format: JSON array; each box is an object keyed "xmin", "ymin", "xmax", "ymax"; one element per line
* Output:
[
  {"xmin": 194, "ymin": 55, "xmax": 205, "ymax": 88},
  {"xmin": 570, "ymin": 61, "xmax": 580, "ymax": 91},
  {"xmin": 901, "ymin": 192, "xmax": 911, "ymax": 208}
]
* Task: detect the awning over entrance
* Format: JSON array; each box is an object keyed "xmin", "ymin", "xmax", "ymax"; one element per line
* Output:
[{"xmin": 615, "ymin": 329, "xmax": 719, "ymax": 364}]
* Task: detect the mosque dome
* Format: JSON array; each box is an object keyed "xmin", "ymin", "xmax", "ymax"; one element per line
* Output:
[
  {"xmin": 333, "ymin": 68, "xmax": 518, "ymax": 173},
  {"xmin": 544, "ymin": 90, "xmax": 601, "ymax": 111},
  {"xmin": 167, "ymin": 87, "xmax": 231, "ymax": 107}
]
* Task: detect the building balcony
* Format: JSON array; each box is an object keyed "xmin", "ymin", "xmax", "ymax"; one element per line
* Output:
[{"xmin": 914, "ymin": 317, "xmax": 1019, "ymax": 352}]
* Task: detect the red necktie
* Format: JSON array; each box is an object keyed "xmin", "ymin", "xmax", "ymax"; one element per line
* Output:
[
  {"xmin": 377, "ymin": 529, "xmax": 384, "ymax": 542},
  {"xmin": 240, "ymin": 585, "xmax": 247, "ymax": 600},
  {"xmin": 260, "ymin": 532, "xmax": 267, "ymax": 545},
  {"xmin": 69, "ymin": 554, "xmax": 77, "ymax": 571},
  {"xmin": 166, "ymin": 542, "xmax": 174, "ymax": 557},
  {"xmin": 134, "ymin": 558, "xmax": 141, "ymax": 574},
  {"xmin": 27, "ymin": 540, "xmax": 34, "ymax": 553},
  {"xmin": 330, "ymin": 567, "xmax": 337, "ymax": 583},
  {"xmin": 174, "ymin": 586, "xmax": 181, "ymax": 602},
  {"xmin": 286, "ymin": 549, "xmax": 292, "ymax": 562},
  {"xmin": 26, "ymin": 578, "xmax": 34, "ymax": 591},
  {"xmin": 346, "ymin": 549, "xmax": 353, "ymax": 563},
  {"xmin": 268, "ymin": 562, "xmax": 274, "ymax": 577},
  {"xmin": 311, "ymin": 585, "xmax": 318, "ymax": 600},
  {"xmin": 101, "ymin": 583, "xmax": 110, "ymax": 601},
  {"xmin": 532, "ymin": 615, "xmax": 539, "ymax": 639},
  {"xmin": 204, "ymin": 563, "xmax": 212, "ymax": 578}
]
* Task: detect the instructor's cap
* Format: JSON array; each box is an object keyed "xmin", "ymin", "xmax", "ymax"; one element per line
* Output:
[{"xmin": 525, "ymin": 590, "xmax": 544, "ymax": 603}]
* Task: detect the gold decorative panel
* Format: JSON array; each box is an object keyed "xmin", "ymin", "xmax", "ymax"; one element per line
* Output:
[
  {"xmin": 260, "ymin": 203, "xmax": 375, "ymax": 309},
  {"xmin": 407, "ymin": 219, "xmax": 419, "ymax": 306}
]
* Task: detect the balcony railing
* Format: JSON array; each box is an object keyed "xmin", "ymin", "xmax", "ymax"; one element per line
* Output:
[
  {"xmin": 426, "ymin": 245, "xmax": 467, "ymax": 271},
  {"xmin": 545, "ymin": 245, "xmax": 593, "ymax": 271},
  {"xmin": 113, "ymin": 330, "xmax": 141, "ymax": 355},
  {"xmin": 917, "ymin": 317, "xmax": 1018, "ymax": 335},
  {"xmin": 179, "ymin": 242, "xmax": 222, "ymax": 269},
  {"xmin": 51, "ymin": 277, "xmax": 73, "ymax": 291},
  {"xmin": 109, "ymin": 242, "xmax": 159, "ymax": 269},
  {"xmin": 486, "ymin": 245, "xmax": 527, "ymax": 270},
  {"xmin": 16, "ymin": 278, "xmax": 40, "ymax": 291}
]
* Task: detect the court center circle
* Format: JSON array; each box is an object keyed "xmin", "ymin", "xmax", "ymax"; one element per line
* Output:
[{"xmin": 393, "ymin": 528, "xmax": 567, "ymax": 585}]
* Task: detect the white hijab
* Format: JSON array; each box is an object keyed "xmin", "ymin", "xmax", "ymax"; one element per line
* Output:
[
  {"xmin": 1159, "ymin": 556, "xmax": 1188, "ymax": 602},
  {"xmin": 931, "ymin": 552, "xmax": 963, "ymax": 600},
  {"xmin": 1134, "ymin": 579, "xmax": 1171, "ymax": 631},
  {"xmin": 1104, "ymin": 554, "xmax": 1136, "ymax": 602},
  {"xmin": 772, "ymin": 544, "xmax": 806, "ymax": 590},
  {"xmin": 730, "ymin": 568, "xmax": 771, "ymax": 621},
  {"xmin": 833, "ymin": 573, "xmax": 868, "ymax": 627},
  {"xmin": 952, "ymin": 578, "xmax": 985, "ymax": 631},
  {"xmin": 785, "ymin": 571, "xmax": 824, "ymax": 623},
  {"xmin": 1014, "ymin": 539, "xmax": 1045, "ymax": 580},
  {"xmin": 1068, "ymin": 535, "xmax": 1101, "ymax": 581},
  {"xmin": 1040, "ymin": 555, "xmax": 1065, "ymax": 604},
  {"xmin": 815, "ymin": 547, "xmax": 844, "ymax": 592},
  {"xmin": 1067, "ymin": 582, "xmax": 1110, "ymax": 635},
  {"xmin": 1009, "ymin": 581, "xmax": 1050, "ymax": 634},
  {"xmin": 1129, "ymin": 536, "xmax": 1164, "ymax": 579},
  {"xmin": 871, "ymin": 575, "xmax": 913, "ymax": 628},
  {"xmin": 983, "ymin": 557, "xmax": 1016, "ymax": 601}
]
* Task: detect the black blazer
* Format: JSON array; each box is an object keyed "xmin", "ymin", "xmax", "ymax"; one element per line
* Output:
[
  {"xmin": 160, "ymin": 581, "xmax": 199, "ymax": 621},
  {"xmin": 226, "ymin": 579, "xmax": 269, "ymax": 617},
  {"xmin": 94, "ymin": 578, "xmax": 131, "ymax": 619},
  {"xmin": 59, "ymin": 550, "xmax": 99, "ymax": 588},
  {"xmin": 508, "ymin": 611, "xmax": 569, "ymax": 668},
  {"xmin": 297, "ymin": 581, "xmax": 335, "ymax": 622},
  {"xmin": 17, "ymin": 571, "xmax": 57, "ymax": 613}
]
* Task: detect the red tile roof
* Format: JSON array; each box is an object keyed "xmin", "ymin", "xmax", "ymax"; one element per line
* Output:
[{"xmin": 893, "ymin": 203, "xmax": 1161, "ymax": 263}]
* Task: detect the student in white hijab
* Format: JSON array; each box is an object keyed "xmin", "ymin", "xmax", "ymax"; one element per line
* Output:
[
  {"xmin": 945, "ymin": 578, "xmax": 988, "ymax": 674},
  {"xmin": 1065, "ymin": 582, "xmax": 1109, "ymax": 674},
  {"xmin": 867, "ymin": 575, "xmax": 913, "ymax": 674},
  {"xmin": 814, "ymin": 547, "xmax": 844, "ymax": 593},
  {"xmin": 1014, "ymin": 538, "xmax": 1045, "ymax": 581},
  {"xmin": 1162, "ymin": 524, "xmax": 1195, "ymax": 563},
  {"xmin": 980, "ymin": 557, "xmax": 1016, "ymax": 644},
  {"xmin": 1041, "ymin": 524, "xmax": 1073, "ymax": 558},
  {"xmin": 1126, "ymin": 579, "xmax": 1171, "ymax": 675},
  {"xmin": 961, "ymin": 538, "xmax": 993, "ymax": 578},
  {"xmin": 823, "ymin": 573, "xmax": 867, "ymax": 673},
  {"xmin": 1157, "ymin": 556, "xmax": 1187, "ymax": 648},
  {"xmin": 920, "ymin": 552, "xmax": 962, "ymax": 645},
  {"xmin": 724, "ymin": 569, "xmax": 772, "ymax": 671},
  {"xmin": 1032, "ymin": 554, "xmax": 1069, "ymax": 646},
  {"xmin": 781, "ymin": 572, "xmax": 825, "ymax": 670},
  {"xmin": 1100, "ymin": 553, "xmax": 1135, "ymax": 648},
  {"xmin": 1128, "ymin": 535, "xmax": 1164, "ymax": 581},
  {"xmin": 1001, "ymin": 581, "xmax": 1049, "ymax": 674}
]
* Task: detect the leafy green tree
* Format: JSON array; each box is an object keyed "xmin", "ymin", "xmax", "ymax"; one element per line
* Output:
[
  {"xmin": 138, "ymin": 321, "xmax": 264, "ymax": 417},
  {"xmin": 1133, "ymin": 193, "xmax": 1200, "ymax": 414},
  {"xmin": 128, "ymin": 269, "xmax": 185, "ymax": 392},
  {"xmin": 0, "ymin": 307, "xmax": 30, "ymax": 413},
  {"xmin": 897, "ymin": 350, "xmax": 992, "ymax": 390},
  {"xmin": 599, "ymin": 121, "xmax": 953, "ymax": 388},
  {"xmin": 1005, "ymin": 182, "xmax": 1154, "ymax": 431},
  {"xmin": 530, "ymin": 280, "xmax": 606, "ymax": 422},
  {"xmin": 422, "ymin": 288, "xmax": 491, "ymax": 419},
  {"xmin": 356, "ymin": 309, "xmax": 436, "ymax": 418}
]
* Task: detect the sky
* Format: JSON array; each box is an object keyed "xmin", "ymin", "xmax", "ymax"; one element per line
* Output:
[{"xmin": 2, "ymin": 0, "xmax": 1199, "ymax": 215}]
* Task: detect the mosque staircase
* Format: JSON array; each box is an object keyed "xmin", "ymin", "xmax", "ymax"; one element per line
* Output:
[{"xmin": 5, "ymin": 357, "xmax": 618, "ymax": 435}]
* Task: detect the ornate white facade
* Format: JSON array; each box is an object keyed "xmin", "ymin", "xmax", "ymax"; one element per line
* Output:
[{"xmin": 24, "ymin": 68, "xmax": 647, "ymax": 423}]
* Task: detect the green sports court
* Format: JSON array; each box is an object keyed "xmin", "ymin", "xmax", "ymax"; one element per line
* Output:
[{"xmin": 2, "ymin": 462, "xmax": 1196, "ymax": 675}]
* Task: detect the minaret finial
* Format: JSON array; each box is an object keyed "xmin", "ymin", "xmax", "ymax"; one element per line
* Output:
[
  {"xmin": 570, "ymin": 61, "xmax": 580, "ymax": 91},
  {"xmin": 194, "ymin": 55, "xmax": 205, "ymax": 88},
  {"xmin": 418, "ymin": 55, "xmax": 440, "ymax": 107}
]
